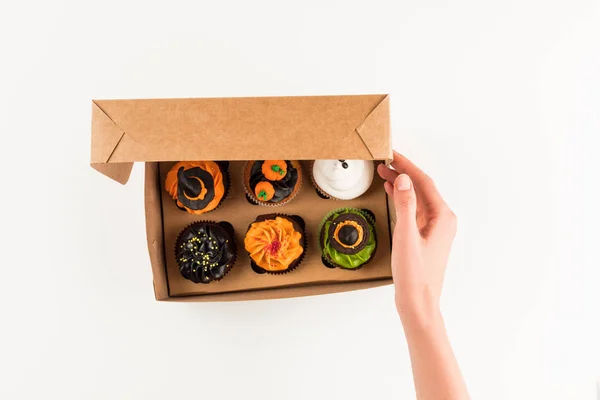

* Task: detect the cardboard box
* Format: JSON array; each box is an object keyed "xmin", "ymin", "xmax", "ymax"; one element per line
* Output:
[{"xmin": 91, "ymin": 94, "xmax": 395, "ymax": 301}]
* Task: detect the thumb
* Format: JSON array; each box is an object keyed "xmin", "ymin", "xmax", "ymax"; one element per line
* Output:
[{"xmin": 392, "ymin": 174, "xmax": 419, "ymax": 241}]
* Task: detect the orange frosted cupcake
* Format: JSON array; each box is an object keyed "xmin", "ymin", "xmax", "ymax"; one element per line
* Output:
[
  {"xmin": 165, "ymin": 161, "xmax": 229, "ymax": 215},
  {"xmin": 244, "ymin": 214, "xmax": 306, "ymax": 274}
]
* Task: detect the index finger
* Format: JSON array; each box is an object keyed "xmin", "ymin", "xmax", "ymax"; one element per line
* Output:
[{"xmin": 390, "ymin": 151, "xmax": 446, "ymax": 210}]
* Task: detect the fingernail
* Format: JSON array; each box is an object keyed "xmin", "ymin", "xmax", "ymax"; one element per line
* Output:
[{"xmin": 395, "ymin": 174, "xmax": 411, "ymax": 191}]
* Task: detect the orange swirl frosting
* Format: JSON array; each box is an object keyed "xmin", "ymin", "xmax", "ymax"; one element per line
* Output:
[
  {"xmin": 165, "ymin": 161, "xmax": 225, "ymax": 214},
  {"xmin": 244, "ymin": 217, "xmax": 303, "ymax": 271}
]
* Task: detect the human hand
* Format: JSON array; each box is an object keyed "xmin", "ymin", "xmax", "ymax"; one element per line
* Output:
[
  {"xmin": 378, "ymin": 152, "xmax": 468, "ymax": 399},
  {"xmin": 377, "ymin": 152, "xmax": 457, "ymax": 321}
]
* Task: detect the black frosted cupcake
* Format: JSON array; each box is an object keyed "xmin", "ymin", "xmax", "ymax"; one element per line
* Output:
[
  {"xmin": 243, "ymin": 160, "xmax": 302, "ymax": 206},
  {"xmin": 175, "ymin": 221, "xmax": 236, "ymax": 284},
  {"xmin": 244, "ymin": 214, "xmax": 306, "ymax": 274},
  {"xmin": 165, "ymin": 161, "xmax": 230, "ymax": 215},
  {"xmin": 319, "ymin": 208, "xmax": 377, "ymax": 270}
]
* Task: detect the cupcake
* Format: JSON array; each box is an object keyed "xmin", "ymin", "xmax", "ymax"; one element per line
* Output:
[
  {"xmin": 175, "ymin": 221, "xmax": 236, "ymax": 284},
  {"xmin": 165, "ymin": 161, "xmax": 229, "ymax": 214},
  {"xmin": 243, "ymin": 160, "xmax": 302, "ymax": 206},
  {"xmin": 244, "ymin": 214, "xmax": 306, "ymax": 274},
  {"xmin": 319, "ymin": 208, "xmax": 377, "ymax": 270},
  {"xmin": 311, "ymin": 160, "xmax": 374, "ymax": 200}
]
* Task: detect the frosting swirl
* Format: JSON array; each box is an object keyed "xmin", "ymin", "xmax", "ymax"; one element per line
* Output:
[
  {"xmin": 244, "ymin": 216, "xmax": 304, "ymax": 271},
  {"xmin": 176, "ymin": 222, "xmax": 236, "ymax": 284},
  {"xmin": 312, "ymin": 160, "xmax": 374, "ymax": 200},
  {"xmin": 165, "ymin": 161, "xmax": 227, "ymax": 214}
]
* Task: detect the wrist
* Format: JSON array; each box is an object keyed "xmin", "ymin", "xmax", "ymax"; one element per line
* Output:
[{"xmin": 396, "ymin": 287, "xmax": 443, "ymax": 331}]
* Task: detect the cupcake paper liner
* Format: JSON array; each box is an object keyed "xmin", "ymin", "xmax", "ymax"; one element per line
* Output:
[
  {"xmin": 309, "ymin": 161, "xmax": 335, "ymax": 200},
  {"xmin": 243, "ymin": 161, "xmax": 303, "ymax": 207},
  {"xmin": 317, "ymin": 207, "xmax": 377, "ymax": 271},
  {"xmin": 246, "ymin": 213, "xmax": 308, "ymax": 275},
  {"xmin": 310, "ymin": 161, "xmax": 359, "ymax": 201},
  {"xmin": 174, "ymin": 220, "xmax": 237, "ymax": 284}
]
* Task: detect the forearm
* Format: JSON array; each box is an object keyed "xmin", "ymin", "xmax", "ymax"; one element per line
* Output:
[{"xmin": 399, "ymin": 296, "xmax": 469, "ymax": 400}]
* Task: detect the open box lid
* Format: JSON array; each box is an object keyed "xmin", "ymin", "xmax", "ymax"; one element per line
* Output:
[{"xmin": 91, "ymin": 94, "xmax": 391, "ymax": 184}]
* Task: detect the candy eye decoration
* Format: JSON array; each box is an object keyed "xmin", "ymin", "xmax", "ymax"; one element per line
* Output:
[{"xmin": 338, "ymin": 160, "xmax": 349, "ymax": 169}]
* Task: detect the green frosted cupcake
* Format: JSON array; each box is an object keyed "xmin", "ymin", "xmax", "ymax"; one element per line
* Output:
[{"xmin": 318, "ymin": 208, "xmax": 377, "ymax": 270}]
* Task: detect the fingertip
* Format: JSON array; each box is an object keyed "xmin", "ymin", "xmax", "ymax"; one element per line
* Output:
[
  {"xmin": 392, "ymin": 174, "xmax": 417, "ymax": 214},
  {"xmin": 394, "ymin": 173, "xmax": 412, "ymax": 191},
  {"xmin": 377, "ymin": 163, "xmax": 399, "ymax": 183},
  {"xmin": 384, "ymin": 181, "xmax": 394, "ymax": 197}
]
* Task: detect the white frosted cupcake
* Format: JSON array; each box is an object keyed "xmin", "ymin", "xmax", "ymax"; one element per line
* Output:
[{"xmin": 311, "ymin": 160, "xmax": 374, "ymax": 200}]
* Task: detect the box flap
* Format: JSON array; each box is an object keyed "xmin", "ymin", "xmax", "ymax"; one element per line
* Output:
[
  {"xmin": 90, "ymin": 102, "xmax": 134, "ymax": 184},
  {"xmin": 355, "ymin": 95, "xmax": 391, "ymax": 159},
  {"xmin": 90, "ymin": 95, "xmax": 391, "ymax": 184}
]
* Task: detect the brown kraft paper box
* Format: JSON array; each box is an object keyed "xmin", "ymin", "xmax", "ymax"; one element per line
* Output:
[{"xmin": 90, "ymin": 94, "xmax": 396, "ymax": 302}]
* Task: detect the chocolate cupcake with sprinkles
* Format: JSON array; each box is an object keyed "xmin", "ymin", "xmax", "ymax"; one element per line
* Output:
[
  {"xmin": 175, "ymin": 221, "xmax": 237, "ymax": 284},
  {"xmin": 243, "ymin": 160, "xmax": 302, "ymax": 206},
  {"xmin": 165, "ymin": 161, "xmax": 230, "ymax": 215}
]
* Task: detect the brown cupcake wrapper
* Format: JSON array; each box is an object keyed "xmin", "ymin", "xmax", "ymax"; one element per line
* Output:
[
  {"xmin": 174, "ymin": 220, "xmax": 237, "ymax": 284},
  {"xmin": 174, "ymin": 162, "xmax": 232, "ymax": 215},
  {"xmin": 322, "ymin": 253, "xmax": 367, "ymax": 271},
  {"xmin": 309, "ymin": 161, "xmax": 332, "ymax": 199},
  {"xmin": 322, "ymin": 249, "xmax": 378, "ymax": 271},
  {"xmin": 318, "ymin": 207, "xmax": 377, "ymax": 271},
  {"xmin": 246, "ymin": 213, "xmax": 308, "ymax": 275},
  {"xmin": 243, "ymin": 160, "xmax": 303, "ymax": 207}
]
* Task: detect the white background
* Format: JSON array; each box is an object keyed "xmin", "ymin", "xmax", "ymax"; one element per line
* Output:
[{"xmin": 0, "ymin": 0, "xmax": 598, "ymax": 399}]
